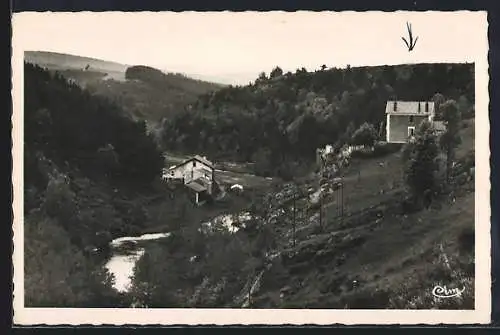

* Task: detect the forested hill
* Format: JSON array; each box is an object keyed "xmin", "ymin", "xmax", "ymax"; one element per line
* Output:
[
  {"xmin": 161, "ymin": 63, "xmax": 474, "ymax": 178},
  {"xmin": 24, "ymin": 63, "xmax": 164, "ymax": 186},
  {"xmin": 24, "ymin": 63, "xmax": 165, "ymax": 307},
  {"xmin": 25, "ymin": 51, "xmax": 224, "ymax": 123}
]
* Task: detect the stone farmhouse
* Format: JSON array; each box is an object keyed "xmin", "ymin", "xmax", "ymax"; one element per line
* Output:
[
  {"xmin": 163, "ymin": 155, "xmax": 218, "ymax": 205},
  {"xmin": 385, "ymin": 100, "xmax": 436, "ymax": 143}
]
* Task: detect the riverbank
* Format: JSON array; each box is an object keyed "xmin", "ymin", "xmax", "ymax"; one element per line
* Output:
[
  {"xmin": 104, "ymin": 208, "xmax": 255, "ymax": 293},
  {"xmin": 103, "ymin": 169, "xmax": 275, "ymax": 294}
]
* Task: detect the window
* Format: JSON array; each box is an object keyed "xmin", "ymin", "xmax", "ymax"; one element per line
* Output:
[
  {"xmin": 408, "ymin": 126, "xmax": 415, "ymax": 138},
  {"xmin": 409, "ymin": 115, "xmax": 414, "ymax": 123},
  {"xmin": 193, "ymin": 161, "xmax": 196, "ymax": 167}
]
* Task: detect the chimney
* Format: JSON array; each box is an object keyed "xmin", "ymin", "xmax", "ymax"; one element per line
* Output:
[{"xmin": 393, "ymin": 101, "xmax": 397, "ymax": 111}]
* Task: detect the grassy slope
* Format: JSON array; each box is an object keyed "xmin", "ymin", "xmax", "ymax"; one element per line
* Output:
[
  {"xmin": 24, "ymin": 51, "xmax": 224, "ymax": 122},
  {"xmin": 253, "ymin": 119, "xmax": 475, "ymax": 309}
]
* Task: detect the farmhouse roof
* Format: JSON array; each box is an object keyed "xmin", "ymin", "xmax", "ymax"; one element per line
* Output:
[
  {"xmin": 169, "ymin": 155, "xmax": 214, "ymax": 170},
  {"xmin": 193, "ymin": 155, "xmax": 214, "ymax": 168},
  {"xmin": 185, "ymin": 180, "xmax": 208, "ymax": 193},
  {"xmin": 385, "ymin": 101, "xmax": 435, "ymax": 116}
]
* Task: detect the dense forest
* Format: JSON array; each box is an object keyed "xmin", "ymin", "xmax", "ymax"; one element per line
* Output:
[
  {"xmin": 161, "ymin": 63, "xmax": 474, "ymax": 179},
  {"xmin": 23, "ymin": 63, "xmax": 166, "ymax": 307}
]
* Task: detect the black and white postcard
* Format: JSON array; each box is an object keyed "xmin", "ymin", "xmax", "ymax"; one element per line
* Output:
[{"xmin": 11, "ymin": 11, "xmax": 491, "ymax": 325}]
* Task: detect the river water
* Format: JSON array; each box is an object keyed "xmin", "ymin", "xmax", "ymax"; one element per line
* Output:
[
  {"xmin": 104, "ymin": 212, "xmax": 252, "ymax": 293},
  {"xmin": 104, "ymin": 232, "xmax": 171, "ymax": 292}
]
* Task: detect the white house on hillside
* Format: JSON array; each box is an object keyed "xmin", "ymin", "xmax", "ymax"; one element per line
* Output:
[
  {"xmin": 385, "ymin": 101, "xmax": 435, "ymax": 143},
  {"xmin": 163, "ymin": 155, "xmax": 217, "ymax": 205}
]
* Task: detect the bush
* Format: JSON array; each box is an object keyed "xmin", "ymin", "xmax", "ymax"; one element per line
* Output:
[
  {"xmin": 350, "ymin": 149, "xmax": 373, "ymax": 159},
  {"xmin": 373, "ymin": 141, "xmax": 403, "ymax": 157},
  {"xmin": 24, "ymin": 213, "xmax": 123, "ymax": 307},
  {"xmin": 349, "ymin": 142, "xmax": 402, "ymax": 159},
  {"xmin": 462, "ymin": 107, "xmax": 475, "ymax": 119},
  {"xmin": 43, "ymin": 174, "xmax": 78, "ymax": 229},
  {"xmin": 351, "ymin": 122, "xmax": 378, "ymax": 147},
  {"xmin": 458, "ymin": 226, "xmax": 474, "ymax": 255},
  {"xmin": 403, "ymin": 121, "xmax": 439, "ymax": 205}
]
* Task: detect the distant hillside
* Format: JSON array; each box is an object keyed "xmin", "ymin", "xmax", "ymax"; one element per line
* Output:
[
  {"xmin": 24, "ymin": 51, "xmax": 225, "ymax": 123},
  {"xmin": 24, "ymin": 50, "xmax": 128, "ymax": 80}
]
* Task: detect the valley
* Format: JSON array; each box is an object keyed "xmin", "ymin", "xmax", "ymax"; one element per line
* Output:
[{"xmin": 22, "ymin": 54, "xmax": 475, "ymax": 310}]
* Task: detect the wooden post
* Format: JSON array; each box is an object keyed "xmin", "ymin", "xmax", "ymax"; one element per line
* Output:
[
  {"xmin": 340, "ymin": 179, "xmax": 344, "ymax": 222},
  {"xmin": 292, "ymin": 193, "xmax": 296, "ymax": 248},
  {"xmin": 335, "ymin": 183, "xmax": 340, "ymax": 217},
  {"xmin": 195, "ymin": 192, "xmax": 199, "ymax": 205},
  {"xmin": 319, "ymin": 195, "xmax": 323, "ymax": 231},
  {"xmin": 337, "ymin": 181, "xmax": 344, "ymax": 221},
  {"xmin": 248, "ymin": 278, "xmax": 252, "ymax": 307}
]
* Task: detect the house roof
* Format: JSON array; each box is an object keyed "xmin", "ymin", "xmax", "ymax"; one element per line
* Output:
[
  {"xmin": 185, "ymin": 180, "xmax": 208, "ymax": 193},
  {"xmin": 385, "ymin": 101, "xmax": 435, "ymax": 115},
  {"xmin": 192, "ymin": 155, "xmax": 214, "ymax": 168},
  {"xmin": 169, "ymin": 155, "xmax": 214, "ymax": 170}
]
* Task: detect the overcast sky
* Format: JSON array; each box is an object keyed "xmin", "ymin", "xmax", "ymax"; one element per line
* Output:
[{"xmin": 13, "ymin": 11, "xmax": 486, "ymax": 85}]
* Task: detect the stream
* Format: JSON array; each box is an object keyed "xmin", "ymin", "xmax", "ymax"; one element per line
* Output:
[
  {"xmin": 104, "ymin": 211, "xmax": 253, "ymax": 293},
  {"xmin": 104, "ymin": 232, "xmax": 171, "ymax": 292}
]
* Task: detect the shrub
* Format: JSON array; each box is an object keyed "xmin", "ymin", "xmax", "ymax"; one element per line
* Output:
[
  {"xmin": 351, "ymin": 122, "xmax": 378, "ymax": 147},
  {"xmin": 458, "ymin": 226, "xmax": 474, "ymax": 256},
  {"xmin": 403, "ymin": 121, "xmax": 439, "ymax": 206},
  {"xmin": 24, "ymin": 213, "xmax": 122, "ymax": 307},
  {"xmin": 350, "ymin": 149, "xmax": 371, "ymax": 159},
  {"xmin": 43, "ymin": 174, "xmax": 78, "ymax": 228},
  {"xmin": 373, "ymin": 141, "xmax": 403, "ymax": 157}
]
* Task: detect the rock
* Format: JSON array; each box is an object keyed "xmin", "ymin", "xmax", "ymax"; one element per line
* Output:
[{"xmin": 280, "ymin": 285, "xmax": 292, "ymax": 293}]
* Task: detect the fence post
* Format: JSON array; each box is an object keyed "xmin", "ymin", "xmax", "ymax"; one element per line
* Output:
[
  {"xmin": 292, "ymin": 193, "xmax": 296, "ymax": 248},
  {"xmin": 319, "ymin": 194, "xmax": 323, "ymax": 231}
]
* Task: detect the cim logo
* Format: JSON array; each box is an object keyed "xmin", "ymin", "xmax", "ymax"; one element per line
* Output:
[{"xmin": 432, "ymin": 285, "xmax": 465, "ymax": 298}]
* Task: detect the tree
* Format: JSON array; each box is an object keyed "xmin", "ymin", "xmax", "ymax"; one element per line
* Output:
[
  {"xmin": 24, "ymin": 212, "xmax": 123, "ymax": 307},
  {"xmin": 457, "ymin": 95, "xmax": 470, "ymax": 118},
  {"xmin": 252, "ymin": 147, "xmax": 272, "ymax": 177},
  {"xmin": 432, "ymin": 93, "xmax": 446, "ymax": 120},
  {"xmin": 269, "ymin": 66, "xmax": 284, "ymax": 79},
  {"xmin": 439, "ymin": 100, "xmax": 462, "ymax": 183},
  {"xmin": 43, "ymin": 174, "xmax": 78, "ymax": 230},
  {"xmin": 404, "ymin": 120, "xmax": 439, "ymax": 207},
  {"xmin": 256, "ymin": 72, "xmax": 267, "ymax": 84},
  {"xmin": 96, "ymin": 143, "xmax": 120, "ymax": 177},
  {"xmin": 351, "ymin": 122, "xmax": 378, "ymax": 147},
  {"xmin": 130, "ymin": 242, "xmax": 188, "ymax": 307}
]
